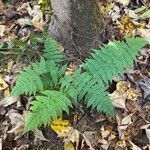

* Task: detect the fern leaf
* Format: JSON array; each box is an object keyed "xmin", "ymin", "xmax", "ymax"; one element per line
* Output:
[
  {"xmin": 24, "ymin": 90, "xmax": 72, "ymax": 132},
  {"xmin": 84, "ymin": 37, "xmax": 148, "ymax": 83},
  {"xmin": 44, "ymin": 36, "xmax": 64, "ymax": 63},
  {"xmin": 12, "ymin": 58, "xmax": 48, "ymax": 96},
  {"xmin": 12, "ymin": 57, "xmax": 66, "ymax": 96}
]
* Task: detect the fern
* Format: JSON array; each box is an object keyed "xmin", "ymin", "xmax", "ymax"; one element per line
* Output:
[
  {"xmin": 12, "ymin": 58, "xmax": 47, "ymax": 96},
  {"xmin": 11, "ymin": 36, "xmax": 148, "ymax": 132},
  {"xmin": 43, "ymin": 36, "xmax": 64, "ymax": 63},
  {"xmin": 83, "ymin": 37, "xmax": 147, "ymax": 83},
  {"xmin": 60, "ymin": 70, "xmax": 114, "ymax": 116},
  {"xmin": 60, "ymin": 37, "xmax": 147, "ymax": 116},
  {"xmin": 24, "ymin": 90, "xmax": 72, "ymax": 132},
  {"xmin": 12, "ymin": 36, "xmax": 65, "ymax": 96},
  {"xmin": 12, "ymin": 59, "xmax": 66, "ymax": 96}
]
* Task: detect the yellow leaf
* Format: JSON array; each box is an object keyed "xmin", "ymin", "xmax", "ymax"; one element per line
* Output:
[
  {"xmin": 51, "ymin": 118, "xmax": 71, "ymax": 134},
  {"xmin": 126, "ymin": 88, "xmax": 141, "ymax": 100},
  {"xmin": 116, "ymin": 81, "xmax": 129, "ymax": 94},
  {"xmin": 4, "ymin": 87, "xmax": 10, "ymax": 97},
  {"xmin": 38, "ymin": 0, "xmax": 51, "ymax": 11},
  {"xmin": 7, "ymin": 61, "xmax": 14, "ymax": 73},
  {"xmin": 38, "ymin": 0, "xmax": 43, "ymax": 4},
  {"xmin": 117, "ymin": 15, "xmax": 145, "ymax": 36},
  {"xmin": 64, "ymin": 142, "xmax": 75, "ymax": 150},
  {"xmin": 0, "ymin": 74, "xmax": 8, "ymax": 90}
]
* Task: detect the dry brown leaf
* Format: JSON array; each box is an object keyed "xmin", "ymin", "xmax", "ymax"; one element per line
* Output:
[
  {"xmin": 17, "ymin": 3, "xmax": 44, "ymax": 31},
  {"xmin": 110, "ymin": 81, "xmax": 140, "ymax": 109},
  {"xmin": 7, "ymin": 109, "xmax": 27, "ymax": 139},
  {"xmin": 128, "ymin": 141, "xmax": 142, "ymax": 150},
  {"xmin": 51, "ymin": 118, "xmax": 94, "ymax": 150},
  {"xmin": 65, "ymin": 63, "xmax": 77, "ymax": 76},
  {"xmin": 117, "ymin": 114, "xmax": 134, "ymax": 140},
  {"xmin": 141, "ymin": 124, "xmax": 150, "ymax": 143},
  {"xmin": 98, "ymin": 125, "xmax": 116, "ymax": 145},
  {"xmin": 0, "ymin": 0, "xmax": 5, "ymax": 13},
  {"xmin": 121, "ymin": 113, "xmax": 133, "ymax": 125},
  {"xmin": 32, "ymin": 20, "xmax": 44, "ymax": 32},
  {"xmin": 0, "ymin": 96, "xmax": 20, "ymax": 107},
  {"xmin": 33, "ymin": 128, "xmax": 50, "ymax": 144},
  {"xmin": 115, "ymin": 140, "xmax": 127, "ymax": 149},
  {"xmin": 110, "ymin": 90, "xmax": 127, "ymax": 109}
]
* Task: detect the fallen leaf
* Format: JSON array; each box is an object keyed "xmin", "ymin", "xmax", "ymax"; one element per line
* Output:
[
  {"xmin": 124, "ymin": 9, "xmax": 139, "ymax": 19},
  {"xmin": 0, "ymin": 25, "xmax": 7, "ymax": 37},
  {"xmin": 121, "ymin": 113, "xmax": 133, "ymax": 125},
  {"xmin": 110, "ymin": 81, "xmax": 140, "ymax": 109},
  {"xmin": 0, "ymin": 96, "xmax": 20, "ymax": 107},
  {"xmin": 32, "ymin": 20, "xmax": 44, "ymax": 32},
  {"xmin": 38, "ymin": 0, "xmax": 51, "ymax": 11},
  {"xmin": 7, "ymin": 109, "xmax": 27, "ymax": 139},
  {"xmin": 135, "ymin": 28, "xmax": 150, "ymax": 43},
  {"xmin": 139, "ymin": 76, "xmax": 150, "ymax": 99},
  {"xmin": 110, "ymin": 90, "xmax": 127, "ymax": 109},
  {"xmin": 115, "ymin": 140, "xmax": 126, "ymax": 149},
  {"xmin": 64, "ymin": 142, "xmax": 75, "ymax": 150},
  {"xmin": 117, "ymin": 15, "xmax": 145, "ymax": 36},
  {"xmin": 140, "ymin": 10, "xmax": 150, "ymax": 19},
  {"xmin": 7, "ymin": 61, "xmax": 14, "ymax": 74},
  {"xmin": 134, "ymin": 6, "xmax": 146, "ymax": 14},
  {"xmin": 33, "ymin": 128, "xmax": 50, "ymax": 143},
  {"xmin": 17, "ymin": 144, "xmax": 29, "ymax": 150},
  {"xmin": 17, "ymin": 18, "xmax": 32, "ymax": 27},
  {"xmin": 0, "ymin": 74, "xmax": 8, "ymax": 90},
  {"xmin": 126, "ymin": 88, "xmax": 141, "ymax": 100},
  {"xmin": 3, "ymin": 9, "xmax": 19, "ymax": 19},
  {"xmin": 51, "ymin": 118, "xmax": 94, "ymax": 150},
  {"xmin": 128, "ymin": 141, "xmax": 142, "ymax": 150},
  {"xmin": 98, "ymin": 125, "xmax": 116, "ymax": 145},
  {"xmin": 115, "ymin": 0, "xmax": 130, "ymax": 6},
  {"xmin": 141, "ymin": 124, "xmax": 150, "ymax": 143},
  {"xmin": 51, "ymin": 118, "xmax": 71, "ymax": 134}
]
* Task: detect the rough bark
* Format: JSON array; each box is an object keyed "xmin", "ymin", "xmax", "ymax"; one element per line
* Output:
[{"xmin": 49, "ymin": 0, "xmax": 104, "ymax": 61}]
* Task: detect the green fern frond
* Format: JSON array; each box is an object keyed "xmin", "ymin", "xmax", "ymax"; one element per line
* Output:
[
  {"xmin": 24, "ymin": 90, "xmax": 72, "ymax": 132},
  {"xmin": 83, "ymin": 37, "xmax": 148, "ymax": 83},
  {"xmin": 12, "ymin": 58, "xmax": 48, "ymax": 96},
  {"xmin": 60, "ymin": 37, "xmax": 147, "ymax": 116},
  {"xmin": 12, "ymin": 36, "xmax": 148, "ymax": 133},
  {"xmin": 43, "ymin": 36, "xmax": 64, "ymax": 63},
  {"xmin": 12, "ymin": 58, "xmax": 66, "ymax": 96},
  {"xmin": 60, "ymin": 71, "xmax": 115, "ymax": 116}
]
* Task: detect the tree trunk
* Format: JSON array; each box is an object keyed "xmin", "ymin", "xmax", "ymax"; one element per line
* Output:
[{"xmin": 49, "ymin": 0, "xmax": 104, "ymax": 61}]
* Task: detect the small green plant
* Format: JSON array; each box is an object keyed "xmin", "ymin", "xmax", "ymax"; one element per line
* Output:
[
  {"xmin": 0, "ymin": 33, "xmax": 46, "ymax": 63},
  {"xmin": 11, "ymin": 36, "xmax": 148, "ymax": 132}
]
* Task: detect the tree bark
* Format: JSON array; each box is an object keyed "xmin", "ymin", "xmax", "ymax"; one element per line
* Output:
[{"xmin": 49, "ymin": 0, "xmax": 104, "ymax": 61}]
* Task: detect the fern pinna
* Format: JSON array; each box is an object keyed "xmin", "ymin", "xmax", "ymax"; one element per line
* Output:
[{"xmin": 11, "ymin": 36, "xmax": 148, "ymax": 132}]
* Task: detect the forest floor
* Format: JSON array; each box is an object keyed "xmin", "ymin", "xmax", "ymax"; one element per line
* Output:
[{"xmin": 0, "ymin": 0, "xmax": 150, "ymax": 150}]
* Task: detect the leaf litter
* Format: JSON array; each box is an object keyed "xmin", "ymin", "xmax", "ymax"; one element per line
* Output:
[{"xmin": 0, "ymin": 0, "xmax": 150, "ymax": 149}]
